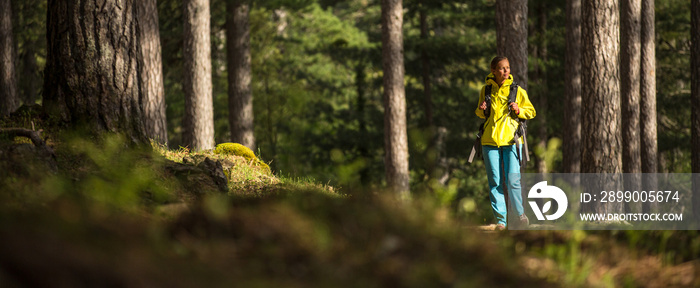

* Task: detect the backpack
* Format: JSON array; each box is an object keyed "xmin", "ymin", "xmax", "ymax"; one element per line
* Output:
[{"xmin": 468, "ymin": 82, "xmax": 530, "ymax": 165}]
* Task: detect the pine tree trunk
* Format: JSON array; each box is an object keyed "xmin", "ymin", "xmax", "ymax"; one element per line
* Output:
[
  {"xmin": 138, "ymin": 0, "xmax": 168, "ymax": 143},
  {"xmin": 640, "ymin": 0, "xmax": 657, "ymax": 213},
  {"xmin": 0, "ymin": 0, "xmax": 18, "ymax": 116},
  {"xmin": 382, "ymin": 0, "xmax": 410, "ymax": 197},
  {"xmin": 621, "ymin": 0, "xmax": 642, "ymax": 174},
  {"xmin": 43, "ymin": 0, "xmax": 146, "ymax": 143},
  {"xmin": 581, "ymin": 0, "xmax": 622, "ymax": 213},
  {"xmin": 563, "ymin": 0, "xmax": 582, "ymax": 173},
  {"xmin": 495, "ymin": 0, "xmax": 528, "ymax": 90},
  {"xmin": 227, "ymin": 0, "xmax": 255, "ymax": 150},
  {"xmin": 621, "ymin": 0, "xmax": 642, "ymax": 213},
  {"xmin": 691, "ymin": 0, "xmax": 700, "ymax": 222},
  {"xmin": 183, "ymin": 0, "xmax": 215, "ymax": 150}
]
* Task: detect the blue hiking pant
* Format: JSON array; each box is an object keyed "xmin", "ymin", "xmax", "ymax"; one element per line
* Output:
[{"xmin": 482, "ymin": 144, "xmax": 524, "ymax": 226}]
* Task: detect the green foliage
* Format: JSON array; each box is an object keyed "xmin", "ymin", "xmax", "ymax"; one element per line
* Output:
[
  {"xmin": 54, "ymin": 134, "xmax": 174, "ymax": 211},
  {"xmin": 656, "ymin": 0, "xmax": 692, "ymax": 172},
  {"xmin": 532, "ymin": 137, "xmax": 563, "ymax": 172},
  {"xmin": 12, "ymin": 0, "xmax": 47, "ymax": 104}
]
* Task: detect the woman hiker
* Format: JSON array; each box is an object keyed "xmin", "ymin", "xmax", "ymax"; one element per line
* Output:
[{"xmin": 476, "ymin": 56, "xmax": 536, "ymax": 230}]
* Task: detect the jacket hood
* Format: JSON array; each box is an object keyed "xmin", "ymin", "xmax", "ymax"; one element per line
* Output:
[{"xmin": 485, "ymin": 73, "xmax": 514, "ymax": 87}]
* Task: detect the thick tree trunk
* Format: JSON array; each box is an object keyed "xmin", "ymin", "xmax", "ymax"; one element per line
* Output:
[
  {"xmin": 640, "ymin": 0, "xmax": 657, "ymax": 213},
  {"xmin": 137, "ymin": 0, "xmax": 168, "ymax": 143},
  {"xmin": 581, "ymin": 0, "xmax": 622, "ymax": 213},
  {"xmin": 0, "ymin": 0, "xmax": 18, "ymax": 116},
  {"xmin": 563, "ymin": 0, "xmax": 582, "ymax": 174},
  {"xmin": 44, "ymin": 0, "xmax": 146, "ymax": 143},
  {"xmin": 227, "ymin": 0, "xmax": 255, "ymax": 151},
  {"xmin": 621, "ymin": 0, "xmax": 642, "ymax": 174},
  {"xmin": 495, "ymin": 0, "xmax": 528, "ymax": 90},
  {"xmin": 381, "ymin": 0, "xmax": 410, "ymax": 197},
  {"xmin": 691, "ymin": 0, "xmax": 700, "ymax": 222},
  {"xmin": 183, "ymin": 0, "xmax": 215, "ymax": 150}
]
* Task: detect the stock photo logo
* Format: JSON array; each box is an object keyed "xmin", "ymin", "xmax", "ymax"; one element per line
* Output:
[{"xmin": 528, "ymin": 181, "xmax": 568, "ymax": 221}]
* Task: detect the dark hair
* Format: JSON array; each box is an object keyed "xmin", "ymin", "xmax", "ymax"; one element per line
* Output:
[{"xmin": 490, "ymin": 56, "xmax": 509, "ymax": 70}]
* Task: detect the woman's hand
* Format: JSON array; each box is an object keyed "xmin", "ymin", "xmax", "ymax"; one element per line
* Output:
[
  {"xmin": 509, "ymin": 102, "xmax": 520, "ymax": 115},
  {"xmin": 479, "ymin": 101, "xmax": 487, "ymax": 110}
]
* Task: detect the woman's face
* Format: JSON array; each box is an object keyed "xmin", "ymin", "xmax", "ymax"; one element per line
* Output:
[{"xmin": 491, "ymin": 59, "xmax": 510, "ymax": 85}]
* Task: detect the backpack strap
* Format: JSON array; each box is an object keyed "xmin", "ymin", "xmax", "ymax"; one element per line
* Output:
[
  {"xmin": 468, "ymin": 84, "xmax": 493, "ymax": 163},
  {"xmin": 484, "ymin": 84, "xmax": 492, "ymax": 118},
  {"xmin": 508, "ymin": 83, "xmax": 519, "ymax": 113},
  {"xmin": 507, "ymin": 82, "xmax": 530, "ymax": 165}
]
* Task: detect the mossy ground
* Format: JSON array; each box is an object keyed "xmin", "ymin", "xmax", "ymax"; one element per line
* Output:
[
  {"xmin": 0, "ymin": 112, "xmax": 698, "ymax": 287},
  {"xmin": 153, "ymin": 142, "xmax": 278, "ymax": 196}
]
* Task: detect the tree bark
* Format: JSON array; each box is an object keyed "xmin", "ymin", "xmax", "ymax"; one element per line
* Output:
[
  {"xmin": 0, "ymin": 0, "xmax": 18, "ymax": 116},
  {"xmin": 691, "ymin": 0, "xmax": 700, "ymax": 222},
  {"xmin": 227, "ymin": 0, "xmax": 255, "ymax": 151},
  {"xmin": 382, "ymin": 0, "xmax": 410, "ymax": 197},
  {"xmin": 640, "ymin": 0, "xmax": 657, "ymax": 213},
  {"xmin": 621, "ymin": 0, "xmax": 642, "ymax": 175},
  {"xmin": 563, "ymin": 0, "xmax": 582, "ymax": 174},
  {"xmin": 183, "ymin": 0, "xmax": 215, "ymax": 150},
  {"xmin": 582, "ymin": 0, "xmax": 623, "ymax": 214},
  {"xmin": 495, "ymin": 0, "xmax": 528, "ymax": 90},
  {"xmin": 43, "ymin": 0, "xmax": 147, "ymax": 143},
  {"xmin": 137, "ymin": 0, "xmax": 168, "ymax": 143},
  {"xmin": 620, "ymin": 0, "xmax": 642, "ymax": 213}
]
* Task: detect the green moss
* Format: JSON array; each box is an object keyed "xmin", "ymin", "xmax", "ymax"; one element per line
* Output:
[
  {"xmin": 214, "ymin": 143, "xmax": 257, "ymax": 161},
  {"xmin": 214, "ymin": 143, "xmax": 271, "ymax": 173}
]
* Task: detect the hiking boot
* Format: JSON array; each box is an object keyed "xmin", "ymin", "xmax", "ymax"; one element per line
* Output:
[
  {"xmin": 495, "ymin": 224, "xmax": 506, "ymax": 231},
  {"xmin": 519, "ymin": 214, "xmax": 529, "ymax": 227}
]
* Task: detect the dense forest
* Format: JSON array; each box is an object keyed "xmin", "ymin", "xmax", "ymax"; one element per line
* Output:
[
  {"xmin": 3, "ymin": 0, "xmax": 698, "ymax": 188},
  {"xmin": 1, "ymin": 0, "xmax": 699, "ymax": 286}
]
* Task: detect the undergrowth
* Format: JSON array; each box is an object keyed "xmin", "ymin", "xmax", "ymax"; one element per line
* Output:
[{"xmin": 0, "ymin": 122, "xmax": 697, "ymax": 287}]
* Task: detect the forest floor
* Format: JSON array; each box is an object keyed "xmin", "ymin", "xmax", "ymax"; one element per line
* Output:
[{"xmin": 0, "ymin": 109, "xmax": 698, "ymax": 287}]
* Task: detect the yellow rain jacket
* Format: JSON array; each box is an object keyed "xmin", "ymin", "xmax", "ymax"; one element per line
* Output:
[{"xmin": 475, "ymin": 73, "xmax": 536, "ymax": 147}]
